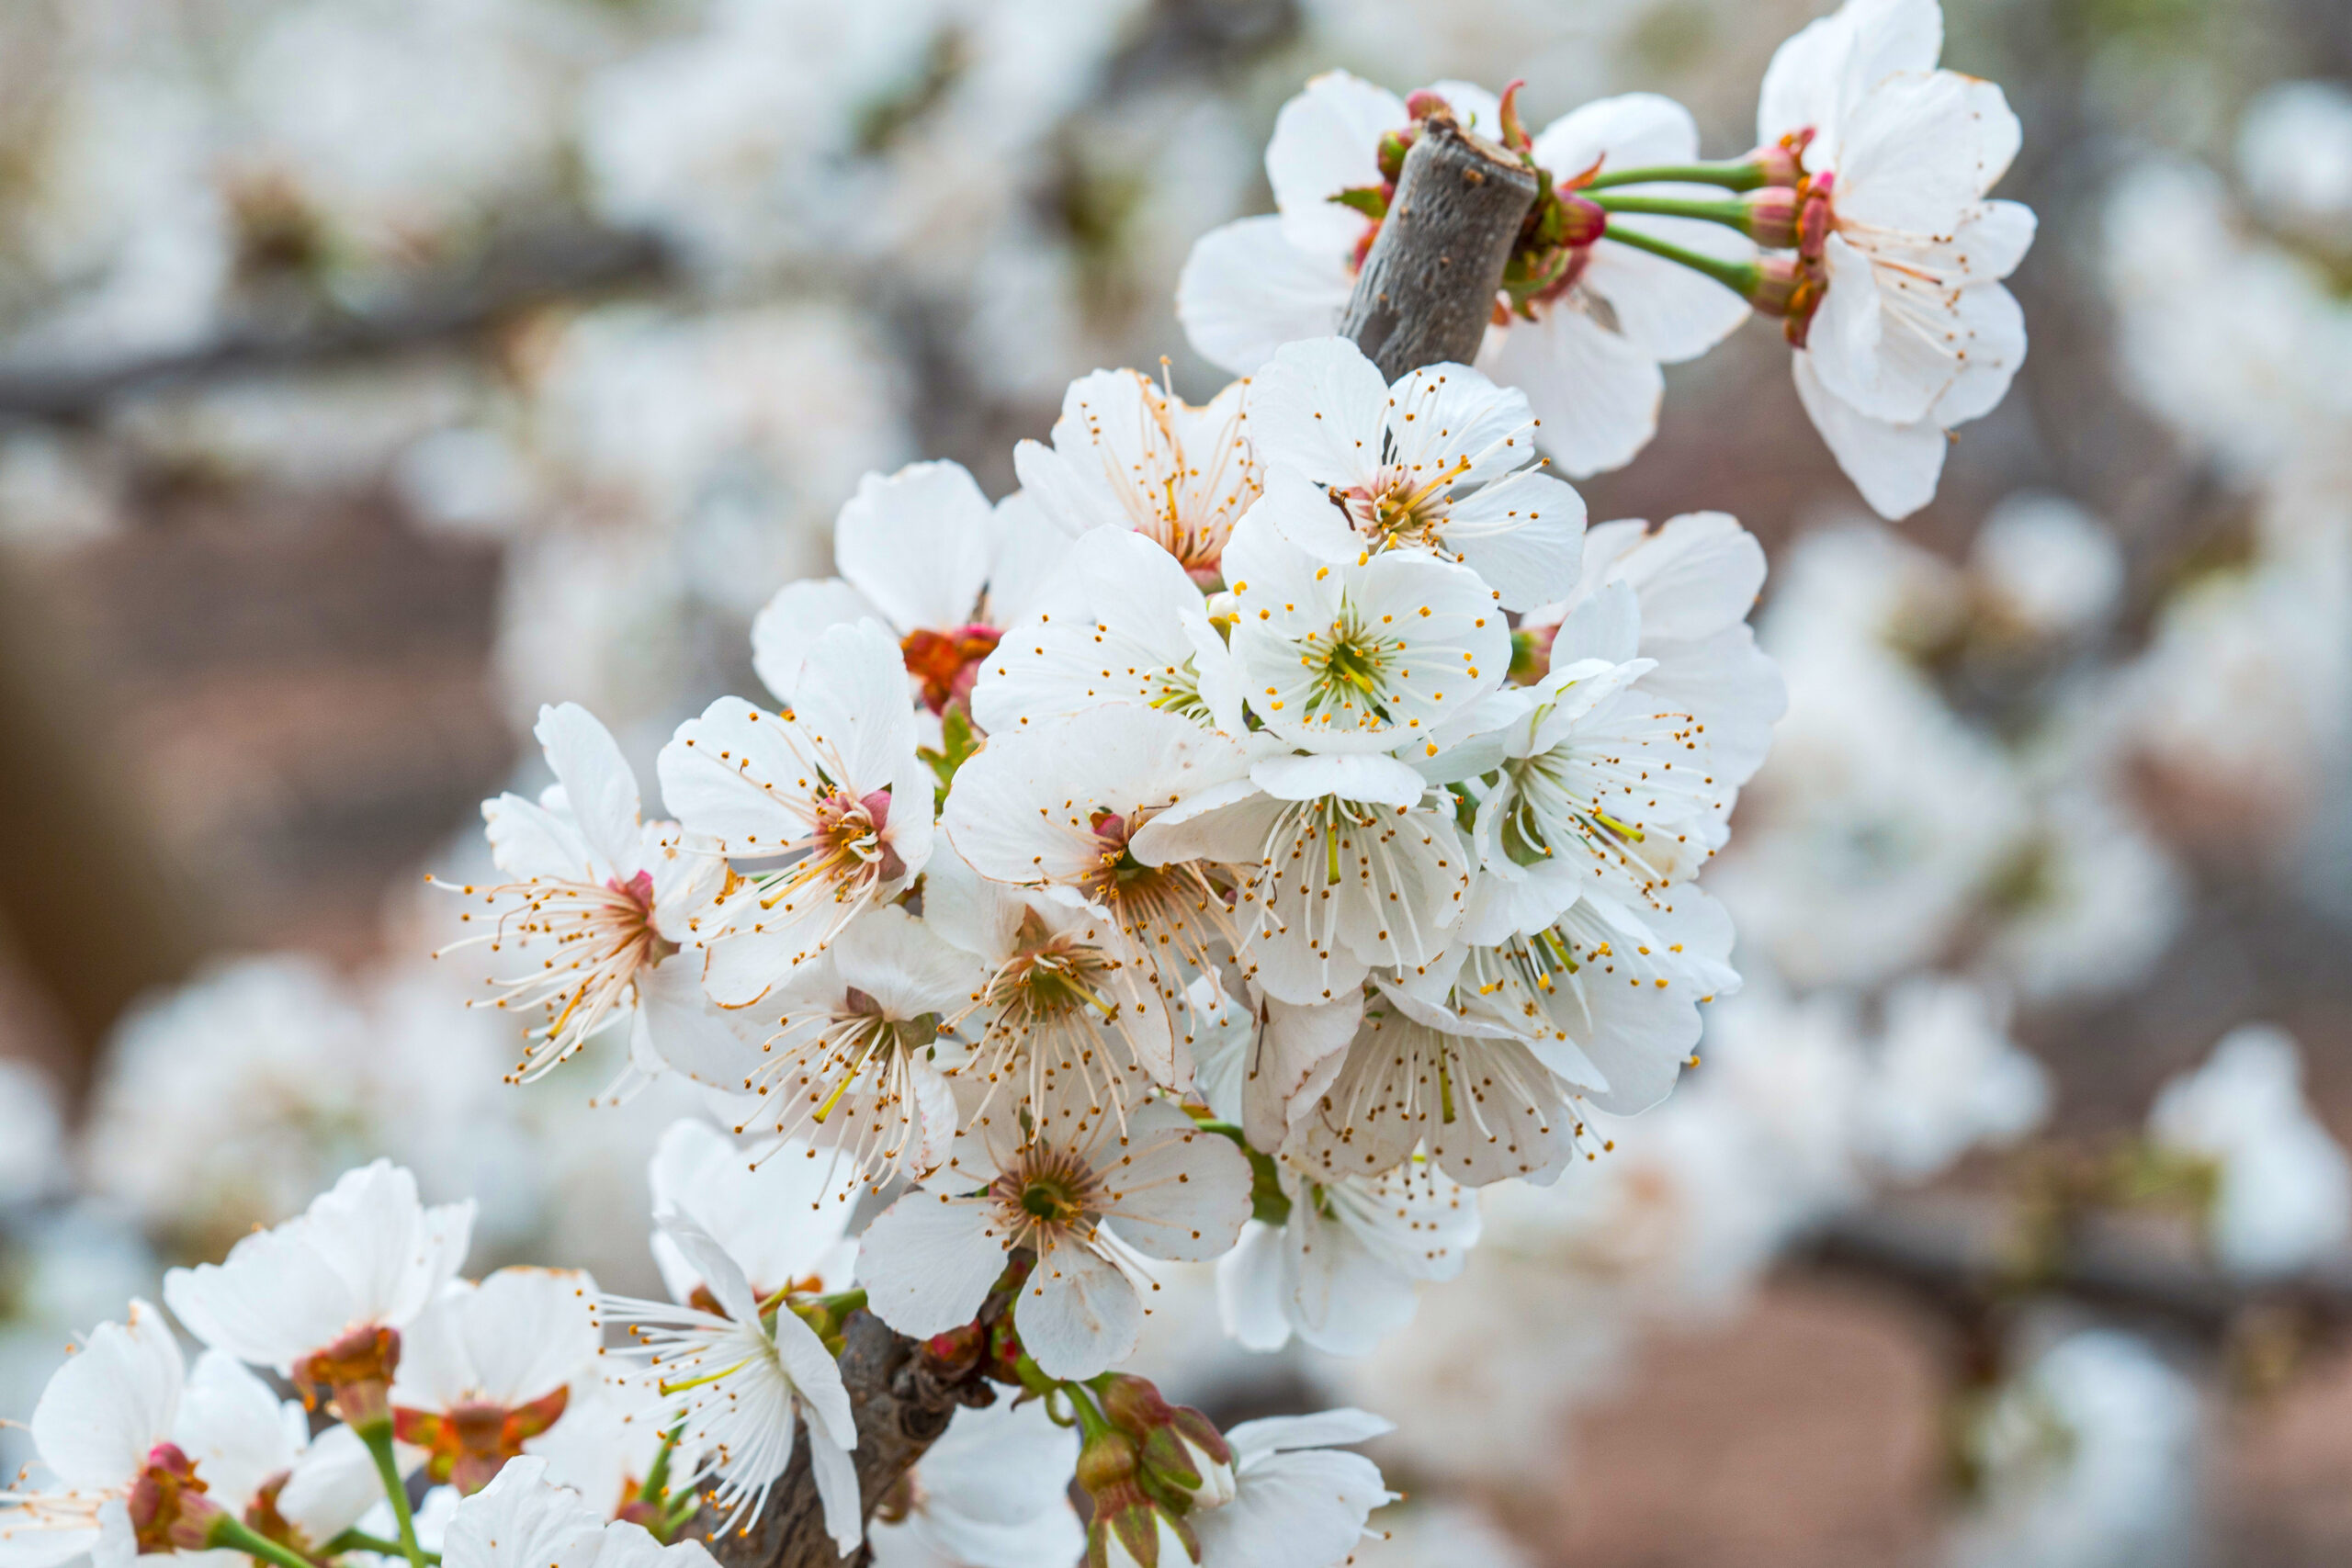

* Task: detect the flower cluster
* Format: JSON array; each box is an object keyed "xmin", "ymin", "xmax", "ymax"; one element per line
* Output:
[{"xmin": 1180, "ymin": 0, "xmax": 2034, "ymax": 520}]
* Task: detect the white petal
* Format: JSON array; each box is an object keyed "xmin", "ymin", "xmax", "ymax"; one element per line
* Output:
[
  {"xmin": 833, "ymin": 462, "xmax": 995, "ymax": 636},
  {"xmin": 1532, "ymin": 92, "xmax": 1701, "ymax": 175},
  {"xmin": 1176, "ymin": 218, "xmax": 1353, "ymax": 378},
  {"xmin": 534, "ymin": 705, "xmax": 643, "ymax": 878},
  {"xmin": 1248, "ymin": 753, "xmax": 1425, "ymax": 807},
  {"xmin": 856, "ymin": 1194, "xmax": 1010, "ymax": 1338},
  {"xmin": 1013, "ymin": 1241, "xmax": 1141, "ymax": 1382},
  {"xmin": 30, "ymin": 1302, "xmax": 181, "ymax": 1490},
  {"xmin": 1267, "ymin": 71, "xmax": 1406, "ymax": 258},
  {"xmin": 1792, "ymin": 352, "xmax": 1948, "ymax": 520},
  {"xmin": 1214, "ymin": 1221, "xmax": 1294, "ymax": 1352},
  {"xmin": 750, "ymin": 579, "xmax": 884, "ymax": 704},
  {"xmin": 1580, "ymin": 220, "xmax": 1754, "ymax": 363},
  {"xmin": 1095, "ymin": 1102, "xmax": 1252, "ymax": 1262},
  {"xmin": 1244, "ymin": 337, "xmax": 1394, "ymax": 489},
  {"xmin": 1479, "ymin": 308, "xmax": 1664, "ymax": 479},
  {"xmin": 1188, "ymin": 1449, "xmax": 1392, "ymax": 1568}
]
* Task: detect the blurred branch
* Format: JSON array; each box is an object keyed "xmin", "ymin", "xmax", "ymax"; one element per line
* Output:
[
  {"xmin": 1803, "ymin": 1195, "xmax": 2352, "ymax": 1343},
  {"xmin": 0, "ymin": 547, "xmax": 209, "ymax": 1092},
  {"xmin": 0, "ymin": 224, "xmax": 670, "ymax": 422}
]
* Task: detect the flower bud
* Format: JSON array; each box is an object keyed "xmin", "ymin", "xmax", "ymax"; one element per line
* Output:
[
  {"xmin": 129, "ymin": 1443, "xmax": 227, "ymax": 1554},
  {"xmin": 1742, "ymin": 187, "xmax": 1801, "ymax": 248},
  {"xmin": 1086, "ymin": 1480, "xmax": 1201, "ymax": 1568},
  {"xmin": 1795, "ymin": 173, "xmax": 1836, "ymax": 261},
  {"xmin": 1747, "ymin": 128, "xmax": 1814, "ymax": 187},
  {"xmin": 1097, "ymin": 1374, "xmax": 1237, "ymax": 1508},
  {"xmin": 1557, "ymin": 193, "xmax": 1608, "ymax": 248},
  {"xmin": 1404, "ymin": 88, "xmax": 1453, "ymax": 121},
  {"xmin": 1747, "ymin": 255, "xmax": 1827, "ymax": 347},
  {"xmin": 1375, "ymin": 128, "xmax": 1414, "ymax": 184}
]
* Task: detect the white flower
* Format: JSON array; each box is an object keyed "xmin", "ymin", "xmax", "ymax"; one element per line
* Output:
[
  {"xmin": 969, "ymin": 526, "xmax": 1244, "ymax": 736},
  {"xmin": 867, "ymin": 1399, "xmax": 1083, "ymax": 1568},
  {"xmin": 164, "ymin": 1162, "xmax": 474, "ymax": 1398},
  {"xmin": 857, "ymin": 1098, "xmax": 1250, "ymax": 1380},
  {"xmin": 658, "ymin": 619, "xmax": 935, "ymax": 1007},
  {"xmin": 438, "ymin": 1456, "xmax": 719, "ymax": 1568},
  {"xmin": 1216, "ymin": 1154, "xmax": 1477, "ymax": 1356},
  {"xmin": 1187, "ymin": 1409, "xmax": 1397, "ymax": 1568},
  {"xmin": 390, "ymin": 1269, "xmax": 603, "ymax": 1495},
  {"xmin": 920, "ymin": 845, "xmax": 1184, "ymax": 1108},
  {"xmin": 1013, "ymin": 368, "xmax": 1258, "ymax": 582},
  {"xmin": 1518, "ymin": 510, "xmax": 1786, "ymax": 790},
  {"xmin": 1286, "ymin": 979, "xmax": 1593, "ymax": 1187},
  {"xmin": 1430, "ymin": 881, "xmax": 1741, "ymax": 1120},
  {"xmin": 597, "ymin": 1214, "xmax": 860, "ymax": 1545},
  {"xmin": 944, "ymin": 705, "xmax": 1254, "ymax": 1014},
  {"xmin": 2149, "ymin": 1025, "xmax": 2352, "ymax": 1278},
  {"xmin": 1856, "ymin": 978, "xmax": 2047, "ymax": 1181},
  {"xmin": 669, "ymin": 910, "xmax": 978, "ymax": 1182},
  {"xmin": 444, "ymin": 703, "xmax": 729, "ymax": 1088},
  {"xmin": 1133, "ymin": 753, "xmax": 1470, "ymax": 1010},
  {"xmin": 1968, "ymin": 492, "xmax": 2124, "ymax": 643},
  {"xmin": 1176, "ymin": 76, "xmax": 1750, "ymax": 479},
  {"xmin": 1223, "ymin": 508, "xmax": 1510, "ymax": 753},
  {"xmin": 642, "ymin": 1120, "xmax": 860, "ymax": 1305},
  {"xmin": 1242, "ymin": 338, "xmax": 1587, "ymax": 612},
  {"xmin": 1951, "ymin": 1331, "xmax": 2202, "ymax": 1568},
  {"xmin": 2236, "ymin": 79, "xmax": 2352, "ymax": 240},
  {"xmin": 1760, "ymin": 0, "xmax": 2037, "ymax": 518},
  {"xmin": 749, "ymin": 461, "xmax": 1069, "ymax": 712},
  {"xmin": 1459, "ymin": 654, "xmax": 1728, "ymax": 917},
  {"xmin": 0, "ymin": 1301, "xmax": 182, "ymax": 1568}
]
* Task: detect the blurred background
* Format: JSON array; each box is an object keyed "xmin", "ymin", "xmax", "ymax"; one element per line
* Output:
[{"xmin": 1, "ymin": 0, "xmax": 2348, "ymax": 1563}]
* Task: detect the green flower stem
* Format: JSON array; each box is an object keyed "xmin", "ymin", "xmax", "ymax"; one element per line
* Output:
[
  {"xmin": 322, "ymin": 1529, "xmax": 443, "ymax": 1564},
  {"xmin": 1594, "ymin": 223, "xmax": 1761, "ymax": 299},
  {"xmin": 1590, "ymin": 191, "xmax": 1756, "ymax": 231},
  {"xmin": 1581, "ymin": 159, "xmax": 1768, "ymax": 192},
  {"xmin": 210, "ymin": 1517, "xmax": 332, "ymax": 1568},
  {"xmin": 356, "ymin": 1421, "xmax": 428, "ymax": 1568}
]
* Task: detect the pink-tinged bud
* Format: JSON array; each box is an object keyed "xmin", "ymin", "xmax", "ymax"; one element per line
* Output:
[
  {"xmin": 1497, "ymin": 78, "xmax": 1532, "ymax": 152},
  {"xmin": 1748, "ymin": 128, "xmax": 1814, "ymax": 187},
  {"xmin": 1557, "ymin": 193, "xmax": 1608, "ymax": 248},
  {"xmin": 922, "ymin": 1323, "xmax": 987, "ymax": 1380},
  {"xmin": 1404, "ymin": 88, "xmax": 1453, "ymax": 120},
  {"xmin": 1747, "ymin": 254, "xmax": 1828, "ymax": 346},
  {"xmin": 129, "ymin": 1444, "xmax": 228, "ymax": 1555},
  {"xmin": 1375, "ymin": 128, "xmax": 1413, "ymax": 184},
  {"xmin": 1076, "ymin": 1427, "xmax": 1141, "ymax": 1495},
  {"xmin": 1742, "ymin": 186, "xmax": 1801, "ymax": 248}
]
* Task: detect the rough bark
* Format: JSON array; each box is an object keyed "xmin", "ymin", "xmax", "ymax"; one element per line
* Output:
[
  {"xmin": 684, "ymin": 1311, "xmax": 995, "ymax": 1568},
  {"xmin": 1338, "ymin": 112, "xmax": 1539, "ymax": 381}
]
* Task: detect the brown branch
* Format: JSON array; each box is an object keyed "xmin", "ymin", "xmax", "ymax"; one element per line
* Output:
[
  {"xmin": 1338, "ymin": 112, "xmax": 1538, "ymax": 380},
  {"xmin": 0, "ymin": 224, "xmax": 668, "ymax": 421},
  {"xmin": 684, "ymin": 1310, "xmax": 996, "ymax": 1568},
  {"xmin": 1802, "ymin": 1196, "xmax": 2352, "ymax": 1343}
]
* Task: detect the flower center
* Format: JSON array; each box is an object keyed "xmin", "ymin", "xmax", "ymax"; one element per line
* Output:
[
  {"xmin": 1298, "ymin": 615, "xmax": 1403, "ymax": 728},
  {"xmin": 901, "ymin": 624, "xmax": 1002, "ymax": 713},
  {"xmin": 393, "ymin": 1388, "xmax": 571, "ymax": 1495},
  {"xmin": 1341, "ymin": 459, "xmax": 1469, "ymax": 550},
  {"xmin": 993, "ymin": 1145, "xmax": 1099, "ymax": 1235}
]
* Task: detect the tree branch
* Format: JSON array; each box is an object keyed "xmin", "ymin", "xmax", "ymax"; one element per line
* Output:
[
  {"xmin": 684, "ymin": 1311, "xmax": 995, "ymax": 1568},
  {"xmin": 1338, "ymin": 112, "xmax": 1537, "ymax": 380},
  {"xmin": 1802, "ymin": 1196, "xmax": 2352, "ymax": 1342},
  {"xmin": 0, "ymin": 225, "xmax": 668, "ymax": 421}
]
